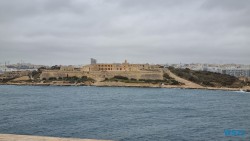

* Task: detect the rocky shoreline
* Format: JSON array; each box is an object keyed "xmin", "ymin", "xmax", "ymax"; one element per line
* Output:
[{"xmin": 1, "ymin": 81, "xmax": 249, "ymax": 92}]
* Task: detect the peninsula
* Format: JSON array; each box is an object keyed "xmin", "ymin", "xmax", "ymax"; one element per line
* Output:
[{"xmin": 0, "ymin": 60, "xmax": 250, "ymax": 92}]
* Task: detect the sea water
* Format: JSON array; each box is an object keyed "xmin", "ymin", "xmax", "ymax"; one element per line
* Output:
[{"xmin": 0, "ymin": 85, "xmax": 249, "ymax": 141}]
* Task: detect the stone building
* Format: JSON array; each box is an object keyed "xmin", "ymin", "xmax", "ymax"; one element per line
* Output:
[
  {"xmin": 60, "ymin": 66, "xmax": 82, "ymax": 71},
  {"xmin": 60, "ymin": 66, "xmax": 75, "ymax": 71},
  {"xmin": 82, "ymin": 60, "xmax": 152, "ymax": 72},
  {"xmin": 91, "ymin": 58, "xmax": 97, "ymax": 64},
  {"xmin": 40, "ymin": 60, "xmax": 164, "ymax": 80}
]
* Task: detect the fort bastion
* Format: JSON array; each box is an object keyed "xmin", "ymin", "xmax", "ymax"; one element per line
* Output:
[{"xmin": 40, "ymin": 60, "xmax": 164, "ymax": 81}]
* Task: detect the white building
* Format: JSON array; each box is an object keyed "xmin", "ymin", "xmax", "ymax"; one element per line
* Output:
[{"xmin": 222, "ymin": 69, "xmax": 250, "ymax": 77}]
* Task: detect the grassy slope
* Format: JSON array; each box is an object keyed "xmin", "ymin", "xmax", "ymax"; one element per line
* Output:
[
  {"xmin": 103, "ymin": 74, "xmax": 183, "ymax": 85},
  {"xmin": 168, "ymin": 67, "xmax": 245, "ymax": 88}
]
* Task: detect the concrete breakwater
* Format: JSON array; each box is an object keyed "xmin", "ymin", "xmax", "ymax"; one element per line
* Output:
[{"xmin": 0, "ymin": 134, "xmax": 112, "ymax": 141}]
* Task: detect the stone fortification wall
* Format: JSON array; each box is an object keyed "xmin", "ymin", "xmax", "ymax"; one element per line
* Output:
[
  {"xmin": 40, "ymin": 70, "xmax": 89, "ymax": 80},
  {"xmin": 1, "ymin": 71, "xmax": 30, "ymax": 79},
  {"xmin": 40, "ymin": 70, "xmax": 163, "ymax": 81},
  {"xmin": 89, "ymin": 70, "xmax": 163, "ymax": 80}
]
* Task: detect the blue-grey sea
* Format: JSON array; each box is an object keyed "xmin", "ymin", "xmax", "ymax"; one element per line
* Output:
[{"xmin": 0, "ymin": 85, "xmax": 249, "ymax": 141}]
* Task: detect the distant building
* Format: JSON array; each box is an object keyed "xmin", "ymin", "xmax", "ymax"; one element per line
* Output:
[
  {"xmin": 60, "ymin": 66, "xmax": 74, "ymax": 71},
  {"xmin": 222, "ymin": 69, "xmax": 250, "ymax": 78},
  {"xmin": 91, "ymin": 58, "xmax": 97, "ymax": 64},
  {"xmin": 60, "ymin": 66, "xmax": 81, "ymax": 72}
]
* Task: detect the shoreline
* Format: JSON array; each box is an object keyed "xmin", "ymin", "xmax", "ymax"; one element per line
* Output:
[
  {"xmin": 0, "ymin": 134, "xmax": 111, "ymax": 141},
  {"xmin": 0, "ymin": 82, "xmax": 249, "ymax": 92}
]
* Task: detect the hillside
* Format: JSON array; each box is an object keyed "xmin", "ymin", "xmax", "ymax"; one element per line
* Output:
[
  {"xmin": 168, "ymin": 67, "xmax": 245, "ymax": 88},
  {"xmin": 102, "ymin": 74, "xmax": 182, "ymax": 85}
]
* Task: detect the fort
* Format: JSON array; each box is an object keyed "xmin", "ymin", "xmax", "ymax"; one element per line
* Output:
[{"xmin": 40, "ymin": 60, "xmax": 164, "ymax": 81}]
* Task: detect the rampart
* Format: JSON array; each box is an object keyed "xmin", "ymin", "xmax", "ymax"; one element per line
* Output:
[{"xmin": 40, "ymin": 70, "xmax": 163, "ymax": 81}]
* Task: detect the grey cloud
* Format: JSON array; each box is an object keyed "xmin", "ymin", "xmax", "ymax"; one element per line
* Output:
[
  {"xmin": 0, "ymin": 0, "xmax": 88, "ymax": 23},
  {"xmin": 110, "ymin": 0, "xmax": 198, "ymax": 9},
  {"xmin": 201, "ymin": 0, "xmax": 250, "ymax": 28},
  {"xmin": 202, "ymin": 0, "xmax": 250, "ymax": 11},
  {"xmin": 0, "ymin": 0, "xmax": 249, "ymax": 65}
]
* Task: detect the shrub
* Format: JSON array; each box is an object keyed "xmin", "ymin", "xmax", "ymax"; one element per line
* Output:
[
  {"xmin": 82, "ymin": 76, "xmax": 88, "ymax": 79},
  {"xmin": 48, "ymin": 77, "xmax": 57, "ymax": 81},
  {"xmin": 50, "ymin": 65, "xmax": 60, "ymax": 70},
  {"xmin": 163, "ymin": 73, "xmax": 171, "ymax": 79},
  {"xmin": 171, "ymin": 80, "xmax": 180, "ymax": 85},
  {"xmin": 38, "ymin": 67, "xmax": 47, "ymax": 72},
  {"xmin": 114, "ymin": 76, "xmax": 129, "ymax": 80}
]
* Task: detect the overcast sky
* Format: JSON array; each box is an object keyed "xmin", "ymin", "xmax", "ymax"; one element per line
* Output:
[{"xmin": 0, "ymin": 0, "xmax": 249, "ymax": 65}]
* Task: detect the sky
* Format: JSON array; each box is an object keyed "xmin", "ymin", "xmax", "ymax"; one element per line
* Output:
[{"xmin": 0, "ymin": 0, "xmax": 249, "ymax": 65}]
